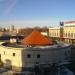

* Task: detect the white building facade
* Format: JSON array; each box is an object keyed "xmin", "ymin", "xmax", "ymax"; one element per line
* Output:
[{"xmin": 0, "ymin": 42, "xmax": 71, "ymax": 72}]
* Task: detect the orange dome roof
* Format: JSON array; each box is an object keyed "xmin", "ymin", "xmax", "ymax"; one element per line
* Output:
[{"xmin": 21, "ymin": 30, "xmax": 53, "ymax": 46}]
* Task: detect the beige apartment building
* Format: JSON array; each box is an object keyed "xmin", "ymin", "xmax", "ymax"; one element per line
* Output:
[
  {"xmin": 49, "ymin": 21, "xmax": 75, "ymax": 44},
  {"xmin": 49, "ymin": 27, "xmax": 60, "ymax": 40}
]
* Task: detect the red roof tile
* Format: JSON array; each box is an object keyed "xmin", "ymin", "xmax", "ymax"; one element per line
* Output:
[
  {"xmin": 64, "ymin": 21, "xmax": 75, "ymax": 24},
  {"xmin": 21, "ymin": 30, "xmax": 53, "ymax": 46}
]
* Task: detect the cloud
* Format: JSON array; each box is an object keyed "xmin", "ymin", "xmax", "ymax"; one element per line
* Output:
[{"xmin": 3, "ymin": 0, "xmax": 18, "ymax": 15}]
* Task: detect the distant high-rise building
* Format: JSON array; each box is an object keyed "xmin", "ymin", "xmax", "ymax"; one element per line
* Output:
[
  {"xmin": 0, "ymin": 27, "xmax": 2, "ymax": 31},
  {"xmin": 9, "ymin": 25, "xmax": 15, "ymax": 32}
]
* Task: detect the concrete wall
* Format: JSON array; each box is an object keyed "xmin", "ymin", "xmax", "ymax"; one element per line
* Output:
[
  {"xmin": 22, "ymin": 45, "xmax": 71, "ymax": 68},
  {"xmin": 0, "ymin": 45, "xmax": 22, "ymax": 71}
]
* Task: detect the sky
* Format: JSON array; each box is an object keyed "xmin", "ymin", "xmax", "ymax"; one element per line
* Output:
[{"xmin": 0, "ymin": 0, "xmax": 75, "ymax": 28}]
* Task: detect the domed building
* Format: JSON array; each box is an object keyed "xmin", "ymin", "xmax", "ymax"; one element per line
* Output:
[{"xmin": 0, "ymin": 30, "xmax": 71, "ymax": 72}]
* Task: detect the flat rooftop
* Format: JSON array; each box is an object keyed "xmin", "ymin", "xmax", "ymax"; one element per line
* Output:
[{"xmin": 1, "ymin": 42, "xmax": 70, "ymax": 49}]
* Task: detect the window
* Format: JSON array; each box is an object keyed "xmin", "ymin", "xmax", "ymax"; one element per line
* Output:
[
  {"xmin": 71, "ymin": 33, "xmax": 73, "ymax": 37},
  {"xmin": 37, "ymin": 54, "xmax": 40, "ymax": 58},
  {"xmin": 4, "ymin": 51, "xmax": 5, "ymax": 55},
  {"xmin": 36, "ymin": 62, "xmax": 39, "ymax": 64},
  {"xmin": 64, "ymin": 33, "xmax": 65, "ymax": 37},
  {"xmin": 27, "ymin": 54, "xmax": 31, "ymax": 58},
  {"xmin": 57, "ymin": 32, "xmax": 58, "ymax": 36},
  {"xmin": 13, "ymin": 53, "xmax": 15, "ymax": 56},
  {"xmin": 65, "ymin": 51, "xmax": 67, "ymax": 55},
  {"xmin": 66, "ymin": 33, "xmax": 67, "ymax": 37},
  {"xmin": 68, "ymin": 33, "xmax": 70, "ymax": 37},
  {"xmin": 55, "ymin": 33, "xmax": 56, "ymax": 36}
]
